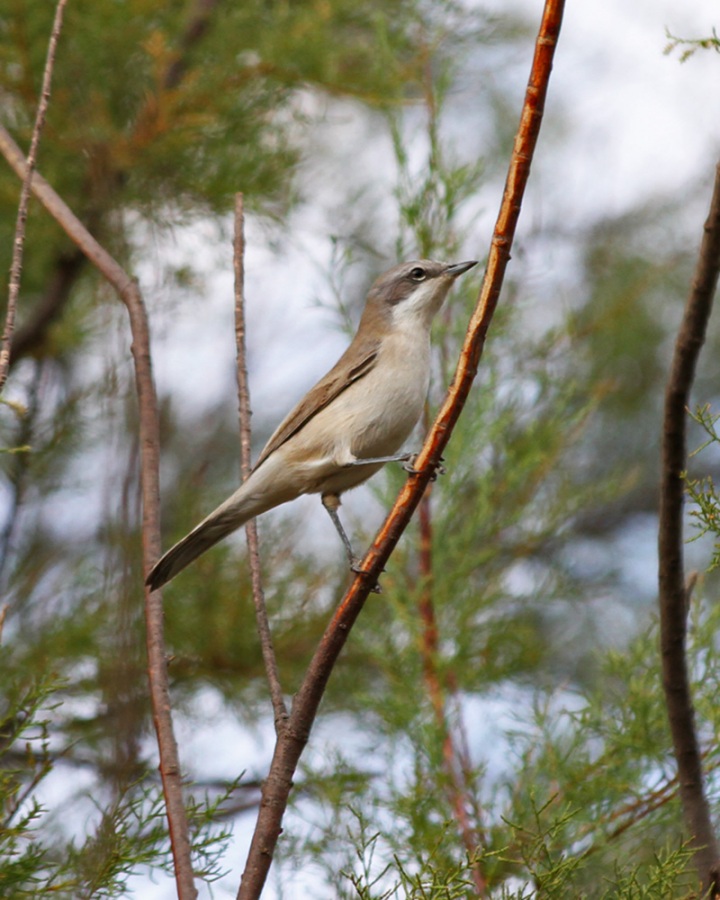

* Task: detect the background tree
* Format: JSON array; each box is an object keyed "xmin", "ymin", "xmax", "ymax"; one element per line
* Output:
[{"xmin": 1, "ymin": 0, "xmax": 720, "ymax": 897}]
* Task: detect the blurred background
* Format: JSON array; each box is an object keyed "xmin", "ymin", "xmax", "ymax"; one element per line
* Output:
[{"xmin": 1, "ymin": 0, "xmax": 720, "ymax": 896}]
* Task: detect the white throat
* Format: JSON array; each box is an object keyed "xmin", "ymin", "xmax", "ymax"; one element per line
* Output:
[{"xmin": 390, "ymin": 278, "xmax": 449, "ymax": 332}]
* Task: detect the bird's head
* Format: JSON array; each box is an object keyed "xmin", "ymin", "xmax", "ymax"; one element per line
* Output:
[{"xmin": 362, "ymin": 259, "xmax": 477, "ymax": 332}]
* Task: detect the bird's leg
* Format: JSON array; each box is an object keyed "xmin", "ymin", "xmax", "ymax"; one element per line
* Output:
[
  {"xmin": 346, "ymin": 452, "xmax": 446, "ymax": 481},
  {"xmin": 321, "ymin": 493, "xmax": 358, "ymax": 567},
  {"xmin": 345, "ymin": 452, "xmax": 413, "ymax": 467},
  {"xmin": 321, "ymin": 493, "xmax": 381, "ymax": 592}
]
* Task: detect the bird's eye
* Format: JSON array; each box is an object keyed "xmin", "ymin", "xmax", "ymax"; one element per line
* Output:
[{"xmin": 410, "ymin": 267, "xmax": 426, "ymax": 282}]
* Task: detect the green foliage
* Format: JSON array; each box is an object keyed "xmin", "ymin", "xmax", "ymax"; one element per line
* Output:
[
  {"xmin": 0, "ymin": 663, "xmax": 236, "ymax": 896},
  {"xmin": 0, "ymin": 0, "xmax": 433, "ymax": 370},
  {"xmin": 286, "ymin": 608, "xmax": 719, "ymax": 897},
  {"xmin": 686, "ymin": 404, "xmax": 720, "ymax": 572},
  {"xmin": 665, "ymin": 27, "xmax": 720, "ymax": 62},
  {"xmin": 341, "ymin": 814, "xmax": 481, "ymax": 899}
]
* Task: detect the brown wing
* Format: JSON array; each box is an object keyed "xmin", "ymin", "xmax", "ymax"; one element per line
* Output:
[{"xmin": 253, "ymin": 338, "xmax": 380, "ymax": 470}]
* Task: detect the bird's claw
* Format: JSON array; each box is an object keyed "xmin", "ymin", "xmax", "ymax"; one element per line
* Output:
[
  {"xmin": 403, "ymin": 454, "xmax": 446, "ymax": 481},
  {"xmin": 350, "ymin": 559, "xmax": 383, "ymax": 593},
  {"xmin": 429, "ymin": 458, "xmax": 447, "ymax": 482},
  {"xmin": 402, "ymin": 453, "xmax": 419, "ymax": 475}
]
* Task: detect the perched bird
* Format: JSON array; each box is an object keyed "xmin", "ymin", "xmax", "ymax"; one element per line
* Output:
[{"xmin": 146, "ymin": 258, "xmax": 477, "ymax": 591}]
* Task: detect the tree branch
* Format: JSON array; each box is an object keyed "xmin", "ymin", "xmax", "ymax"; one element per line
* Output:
[
  {"xmin": 237, "ymin": 1, "xmax": 565, "ymax": 896},
  {"xmin": 233, "ymin": 193, "xmax": 287, "ymax": 729},
  {"xmin": 658, "ymin": 159, "xmax": 720, "ymax": 897},
  {"xmin": 0, "ymin": 0, "xmax": 68, "ymax": 395},
  {"xmin": 9, "ymin": 248, "xmax": 86, "ymax": 364},
  {"xmin": 416, "ymin": 412, "xmax": 487, "ymax": 893},
  {"xmin": 0, "ymin": 123, "xmax": 198, "ymax": 900},
  {"xmin": 420, "ymin": 501, "xmax": 487, "ymax": 892}
]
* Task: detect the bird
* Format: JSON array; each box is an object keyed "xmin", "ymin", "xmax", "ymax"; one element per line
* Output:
[{"xmin": 145, "ymin": 258, "xmax": 477, "ymax": 591}]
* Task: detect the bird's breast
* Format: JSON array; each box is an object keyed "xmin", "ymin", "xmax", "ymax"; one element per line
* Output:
[
  {"xmin": 273, "ymin": 327, "xmax": 432, "ymax": 497},
  {"xmin": 345, "ymin": 328, "xmax": 431, "ymax": 458}
]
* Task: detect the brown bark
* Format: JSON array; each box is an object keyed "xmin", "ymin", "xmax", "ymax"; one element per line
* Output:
[
  {"xmin": 0, "ymin": 0, "xmax": 68, "ymax": 394},
  {"xmin": 658, "ymin": 160, "xmax": 720, "ymax": 898},
  {"xmin": 0, "ymin": 124, "xmax": 199, "ymax": 900},
  {"xmin": 233, "ymin": 193, "xmax": 287, "ymax": 729}
]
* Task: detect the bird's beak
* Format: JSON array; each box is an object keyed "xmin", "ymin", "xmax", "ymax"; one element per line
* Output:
[{"xmin": 446, "ymin": 260, "xmax": 478, "ymax": 277}]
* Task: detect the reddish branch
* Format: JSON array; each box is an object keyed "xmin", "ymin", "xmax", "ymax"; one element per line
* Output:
[
  {"xmin": 233, "ymin": 193, "xmax": 287, "ymax": 729},
  {"xmin": 0, "ymin": 125, "xmax": 198, "ymax": 900},
  {"xmin": 237, "ymin": 2, "xmax": 565, "ymax": 897},
  {"xmin": 658, "ymin": 159, "xmax": 720, "ymax": 897},
  {"xmin": 0, "ymin": 0, "xmax": 67, "ymax": 395},
  {"xmin": 417, "ymin": 427, "xmax": 486, "ymax": 892}
]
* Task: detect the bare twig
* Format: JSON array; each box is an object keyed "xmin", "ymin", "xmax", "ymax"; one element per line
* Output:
[
  {"xmin": 416, "ymin": 411, "xmax": 486, "ymax": 894},
  {"xmin": 10, "ymin": 249, "xmax": 86, "ymax": 365},
  {"xmin": 0, "ymin": 362, "xmax": 44, "ymax": 586},
  {"xmin": 233, "ymin": 193, "xmax": 287, "ymax": 729},
  {"xmin": 0, "ymin": 0, "xmax": 68, "ymax": 395},
  {"xmin": 658, "ymin": 159, "xmax": 720, "ymax": 897},
  {"xmin": 0, "ymin": 124, "xmax": 198, "ymax": 900},
  {"xmin": 237, "ymin": 2, "xmax": 565, "ymax": 896}
]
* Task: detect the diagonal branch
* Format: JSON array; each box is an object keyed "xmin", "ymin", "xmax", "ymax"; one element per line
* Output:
[
  {"xmin": 233, "ymin": 193, "xmax": 287, "ymax": 729},
  {"xmin": 0, "ymin": 123, "xmax": 198, "ymax": 900},
  {"xmin": 658, "ymin": 159, "xmax": 720, "ymax": 897},
  {"xmin": 0, "ymin": 0, "xmax": 68, "ymax": 395},
  {"xmin": 237, "ymin": 2, "xmax": 565, "ymax": 896}
]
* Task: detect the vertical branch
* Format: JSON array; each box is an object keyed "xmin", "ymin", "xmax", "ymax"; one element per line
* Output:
[
  {"xmin": 130, "ymin": 290, "xmax": 198, "ymax": 900},
  {"xmin": 0, "ymin": 0, "xmax": 68, "ymax": 395},
  {"xmin": 416, "ymin": 407, "xmax": 486, "ymax": 892},
  {"xmin": 0, "ymin": 363, "xmax": 44, "ymax": 586},
  {"xmin": 0, "ymin": 125, "xmax": 198, "ymax": 900},
  {"xmin": 233, "ymin": 193, "xmax": 287, "ymax": 728},
  {"xmin": 238, "ymin": 2, "xmax": 565, "ymax": 896},
  {"xmin": 417, "ymin": 481, "xmax": 486, "ymax": 895},
  {"xmin": 658, "ymin": 159, "xmax": 720, "ymax": 897}
]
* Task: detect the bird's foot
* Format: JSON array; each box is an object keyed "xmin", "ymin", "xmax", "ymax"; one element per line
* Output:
[
  {"xmin": 402, "ymin": 453, "xmax": 419, "ymax": 474},
  {"xmin": 403, "ymin": 454, "xmax": 446, "ymax": 481},
  {"xmin": 350, "ymin": 559, "xmax": 383, "ymax": 593}
]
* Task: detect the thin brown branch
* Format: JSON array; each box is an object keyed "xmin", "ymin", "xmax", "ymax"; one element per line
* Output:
[
  {"xmin": 0, "ymin": 0, "xmax": 68, "ymax": 396},
  {"xmin": 237, "ymin": 2, "xmax": 565, "ymax": 896},
  {"xmin": 233, "ymin": 193, "xmax": 287, "ymax": 729},
  {"xmin": 0, "ymin": 362, "xmax": 43, "ymax": 585},
  {"xmin": 10, "ymin": 248, "xmax": 86, "ymax": 364},
  {"xmin": 659, "ymin": 159, "xmax": 720, "ymax": 897},
  {"xmin": 0, "ymin": 123, "xmax": 198, "ymax": 900},
  {"xmin": 416, "ymin": 418, "xmax": 486, "ymax": 894}
]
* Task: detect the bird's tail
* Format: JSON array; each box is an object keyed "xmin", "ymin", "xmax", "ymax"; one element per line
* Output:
[
  {"xmin": 145, "ymin": 462, "xmax": 289, "ymax": 591},
  {"xmin": 145, "ymin": 504, "xmax": 248, "ymax": 591}
]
